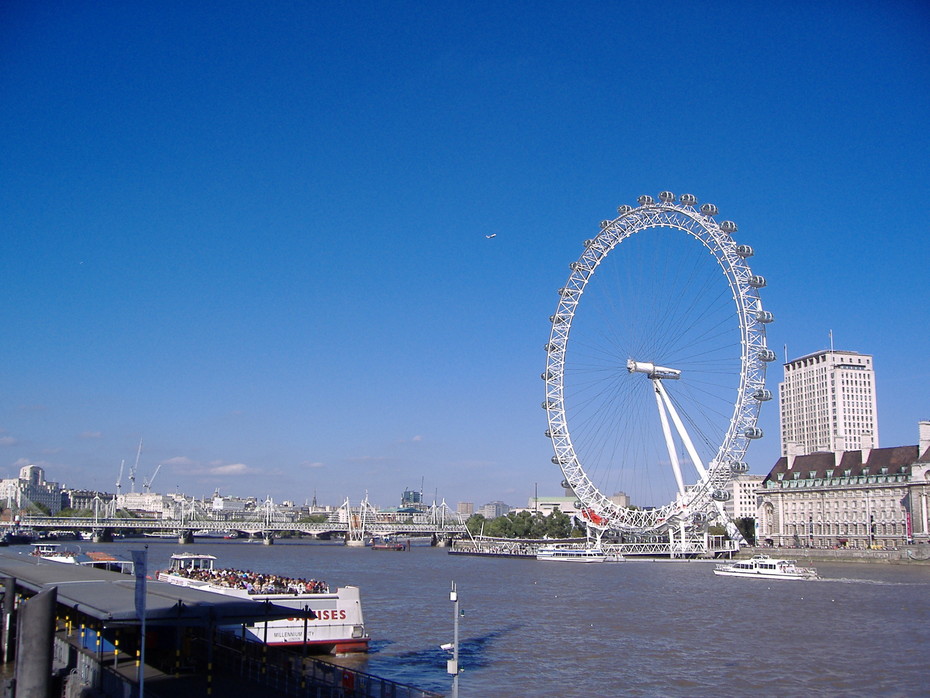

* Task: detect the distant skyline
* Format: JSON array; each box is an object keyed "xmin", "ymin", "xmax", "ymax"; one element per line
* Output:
[{"xmin": 2, "ymin": 2, "xmax": 928, "ymax": 509}]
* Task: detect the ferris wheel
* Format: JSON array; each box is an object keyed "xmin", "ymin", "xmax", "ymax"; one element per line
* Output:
[{"xmin": 543, "ymin": 192, "xmax": 773, "ymax": 535}]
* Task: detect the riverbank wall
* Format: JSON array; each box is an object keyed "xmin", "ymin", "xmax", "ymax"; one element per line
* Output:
[{"xmin": 736, "ymin": 545, "xmax": 930, "ymax": 565}]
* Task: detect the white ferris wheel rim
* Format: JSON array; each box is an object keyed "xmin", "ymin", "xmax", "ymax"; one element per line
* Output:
[{"xmin": 543, "ymin": 192, "xmax": 772, "ymax": 534}]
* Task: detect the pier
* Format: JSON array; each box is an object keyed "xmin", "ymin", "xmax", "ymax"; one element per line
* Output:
[{"xmin": 0, "ymin": 552, "xmax": 440, "ymax": 697}]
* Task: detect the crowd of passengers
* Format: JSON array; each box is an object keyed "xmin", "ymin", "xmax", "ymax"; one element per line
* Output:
[{"xmin": 172, "ymin": 566, "xmax": 329, "ymax": 594}]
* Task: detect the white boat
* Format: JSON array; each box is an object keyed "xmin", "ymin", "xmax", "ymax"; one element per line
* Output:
[
  {"xmin": 30, "ymin": 542, "xmax": 135, "ymax": 574},
  {"xmin": 157, "ymin": 552, "xmax": 370, "ymax": 654},
  {"xmin": 713, "ymin": 554, "xmax": 819, "ymax": 580},
  {"xmin": 536, "ymin": 545, "xmax": 606, "ymax": 563}
]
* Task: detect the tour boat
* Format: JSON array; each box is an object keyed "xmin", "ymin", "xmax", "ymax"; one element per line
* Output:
[
  {"xmin": 157, "ymin": 552, "xmax": 370, "ymax": 654},
  {"xmin": 29, "ymin": 542, "xmax": 135, "ymax": 574},
  {"xmin": 536, "ymin": 545, "xmax": 606, "ymax": 563},
  {"xmin": 713, "ymin": 554, "xmax": 819, "ymax": 580}
]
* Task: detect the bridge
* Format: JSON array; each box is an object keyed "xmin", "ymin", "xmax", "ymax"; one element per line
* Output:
[{"xmin": 8, "ymin": 498, "xmax": 469, "ymax": 545}]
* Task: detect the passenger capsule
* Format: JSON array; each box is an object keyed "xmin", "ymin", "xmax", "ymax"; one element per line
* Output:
[
  {"xmin": 758, "ymin": 349, "xmax": 777, "ymax": 362},
  {"xmin": 617, "ymin": 204, "xmax": 634, "ymax": 215},
  {"xmin": 753, "ymin": 389, "xmax": 773, "ymax": 401},
  {"xmin": 574, "ymin": 501, "xmax": 582, "ymax": 509},
  {"xmin": 637, "ymin": 195, "xmax": 654, "ymax": 206},
  {"xmin": 600, "ymin": 220, "xmax": 611, "ymax": 229},
  {"xmin": 561, "ymin": 480, "xmax": 571, "ymax": 489},
  {"xmin": 744, "ymin": 427, "xmax": 764, "ymax": 439},
  {"xmin": 680, "ymin": 193, "xmax": 697, "ymax": 206},
  {"xmin": 558, "ymin": 287, "xmax": 577, "ymax": 297},
  {"xmin": 658, "ymin": 191, "xmax": 676, "ymax": 203},
  {"xmin": 692, "ymin": 512, "xmax": 707, "ymax": 524},
  {"xmin": 747, "ymin": 275, "xmax": 767, "ymax": 288},
  {"xmin": 755, "ymin": 310, "xmax": 775, "ymax": 323},
  {"xmin": 544, "ymin": 343, "xmax": 562, "ymax": 353},
  {"xmin": 549, "ymin": 314, "xmax": 567, "ymax": 324},
  {"xmin": 542, "ymin": 400, "xmax": 557, "ymax": 410},
  {"xmin": 735, "ymin": 244, "xmax": 754, "ymax": 258},
  {"xmin": 711, "ymin": 489, "xmax": 731, "ymax": 502},
  {"xmin": 544, "ymin": 429, "xmax": 552, "ymax": 438},
  {"xmin": 551, "ymin": 455, "xmax": 566, "ymax": 465},
  {"xmin": 700, "ymin": 203, "xmax": 719, "ymax": 216},
  {"xmin": 569, "ymin": 261, "xmax": 585, "ymax": 271},
  {"xmin": 730, "ymin": 461, "xmax": 750, "ymax": 474},
  {"xmin": 720, "ymin": 220, "xmax": 738, "ymax": 234},
  {"xmin": 541, "ymin": 371, "xmax": 554, "ymax": 381},
  {"xmin": 584, "ymin": 239, "xmax": 595, "ymax": 248}
]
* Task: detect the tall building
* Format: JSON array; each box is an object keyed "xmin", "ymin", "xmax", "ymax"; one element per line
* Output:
[{"xmin": 779, "ymin": 349, "xmax": 878, "ymax": 456}]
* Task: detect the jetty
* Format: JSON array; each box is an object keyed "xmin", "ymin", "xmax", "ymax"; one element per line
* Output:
[{"xmin": 0, "ymin": 551, "xmax": 439, "ymax": 697}]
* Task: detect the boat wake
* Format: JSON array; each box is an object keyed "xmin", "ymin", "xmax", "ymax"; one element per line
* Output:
[{"xmin": 817, "ymin": 577, "xmax": 930, "ymax": 586}]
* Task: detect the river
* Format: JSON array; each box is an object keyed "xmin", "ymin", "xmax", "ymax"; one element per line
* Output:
[{"xmin": 63, "ymin": 538, "xmax": 930, "ymax": 697}]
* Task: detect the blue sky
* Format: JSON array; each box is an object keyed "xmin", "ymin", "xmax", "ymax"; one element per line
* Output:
[{"xmin": 2, "ymin": 1, "xmax": 928, "ymax": 509}]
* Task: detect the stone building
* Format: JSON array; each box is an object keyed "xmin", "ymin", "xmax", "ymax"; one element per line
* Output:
[
  {"xmin": 0, "ymin": 465, "xmax": 63, "ymax": 515},
  {"xmin": 757, "ymin": 422, "xmax": 930, "ymax": 549}
]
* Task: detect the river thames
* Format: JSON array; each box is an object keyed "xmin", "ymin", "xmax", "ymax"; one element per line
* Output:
[{"xmin": 69, "ymin": 539, "xmax": 930, "ymax": 697}]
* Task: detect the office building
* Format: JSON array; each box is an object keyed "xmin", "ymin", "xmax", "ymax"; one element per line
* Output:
[{"xmin": 779, "ymin": 349, "xmax": 878, "ymax": 456}]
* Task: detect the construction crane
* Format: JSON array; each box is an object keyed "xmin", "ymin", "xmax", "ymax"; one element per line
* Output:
[
  {"xmin": 115, "ymin": 459, "xmax": 124, "ymax": 496},
  {"xmin": 128, "ymin": 438, "xmax": 143, "ymax": 494},
  {"xmin": 143, "ymin": 464, "xmax": 161, "ymax": 493}
]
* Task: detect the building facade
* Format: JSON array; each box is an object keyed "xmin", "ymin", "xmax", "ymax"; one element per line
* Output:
[
  {"xmin": 727, "ymin": 474, "xmax": 764, "ymax": 521},
  {"xmin": 0, "ymin": 465, "xmax": 63, "ymax": 515},
  {"xmin": 757, "ymin": 422, "xmax": 930, "ymax": 549},
  {"xmin": 779, "ymin": 349, "xmax": 878, "ymax": 456}
]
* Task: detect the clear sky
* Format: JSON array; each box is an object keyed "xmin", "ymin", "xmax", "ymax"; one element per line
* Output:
[{"xmin": 2, "ymin": 2, "xmax": 928, "ymax": 510}]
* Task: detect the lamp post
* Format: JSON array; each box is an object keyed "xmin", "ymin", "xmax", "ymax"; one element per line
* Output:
[{"xmin": 448, "ymin": 581, "xmax": 462, "ymax": 698}]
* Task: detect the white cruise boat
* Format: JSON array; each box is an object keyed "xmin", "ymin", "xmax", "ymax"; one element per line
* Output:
[
  {"xmin": 714, "ymin": 554, "xmax": 819, "ymax": 580},
  {"xmin": 157, "ymin": 552, "xmax": 369, "ymax": 654},
  {"xmin": 536, "ymin": 545, "xmax": 606, "ymax": 563}
]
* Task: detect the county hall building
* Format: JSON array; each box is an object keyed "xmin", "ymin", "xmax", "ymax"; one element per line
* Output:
[{"xmin": 756, "ymin": 422, "xmax": 930, "ymax": 549}]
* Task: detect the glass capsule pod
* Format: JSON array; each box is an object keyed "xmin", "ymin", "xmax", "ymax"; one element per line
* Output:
[
  {"xmin": 735, "ymin": 244, "xmax": 754, "ymax": 258},
  {"xmin": 659, "ymin": 191, "xmax": 676, "ymax": 202},
  {"xmin": 753, "ymin": 389, "xmax": 773, "ymax": 401},
  {"xmin": 680, "ymin": 193, "xmax": 697, "ymax": 206},
  {"xmin": 730, "ymin": 461, "xmax": 750, "ymax": 474},
  {"xmin": 617, "ymin": 204, "xmax": 634, "ymax": 215},
  {"xmin": 700, "ymin": 203, "xmax": 719, "ymax": 216},
  {"xmin": 748, "ymin": 275, "xmax": 767, "ymax": 288},
  {"xmin": 755, "ymin": 310, "xmax": 775, "ymax": 323},
  {"xmin": 712, "ymin": 489, "xmax": 731, "ymax": 502},
  {"xmin": 637, "ymin": 195, "xmax": 654, "ymax": 205},
  {"xmin": 744, "ymin": 427, "xmax": 764, "ymax": 439},
  {"xmin": 758, "ymin": 349, "xmax": 777, "ymax": 362}
]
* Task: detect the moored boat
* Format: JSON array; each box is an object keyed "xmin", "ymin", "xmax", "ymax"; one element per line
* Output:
[
  {"xmin": 157, "ymin": 552, "xmax": 370, "ymax": 654},
  {"xmin": 536, "ymin": 545, "xmax": 607, "ymax": 563},
  {"xmin": 30, "ymin": 542, "xmax": 135, "ymax": 573},
  {"xmin": 713, "ymin": 554, "xmax": 819, "ymax": 580}
]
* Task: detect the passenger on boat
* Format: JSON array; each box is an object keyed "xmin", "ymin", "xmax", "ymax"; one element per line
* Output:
[{"xmin": 170, "ymin": 566, "xmax": 329, "ymax": 594}]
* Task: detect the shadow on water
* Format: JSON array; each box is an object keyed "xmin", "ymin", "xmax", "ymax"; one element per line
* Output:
[{"xmin": 348, "ymin": 623, "xmax": 523, "ymax": 692}]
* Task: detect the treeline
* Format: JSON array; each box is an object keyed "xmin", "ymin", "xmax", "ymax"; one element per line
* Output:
[{"xmin": 465, "ymin": 509, "xmax": 585, "ymax": 539}]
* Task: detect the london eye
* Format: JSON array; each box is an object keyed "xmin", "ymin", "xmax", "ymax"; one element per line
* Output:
[{"xmin": 543, "ymin": 192, "xmax": 773, "ymax": 537}]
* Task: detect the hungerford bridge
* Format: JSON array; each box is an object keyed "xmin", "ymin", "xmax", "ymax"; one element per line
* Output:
[
  {"xmin": 6, "ymin": 496, "xmax": 737, "ymax": 557},
  {"xmin": 8, "ymin": 497, "xmax": 469, "ymax": 546}
]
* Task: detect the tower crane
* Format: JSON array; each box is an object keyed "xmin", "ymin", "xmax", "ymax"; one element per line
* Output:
[
  {"xmin": 143, "ymin": 464, "xmax": 161, "ymax": 493},
  {"xmin": 129, "ymin": 438, "xmax": 143, "ymax": 494},
  {"xmin": 115, "ymin": 459, "xmax": 124, "ymax": 496}
]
